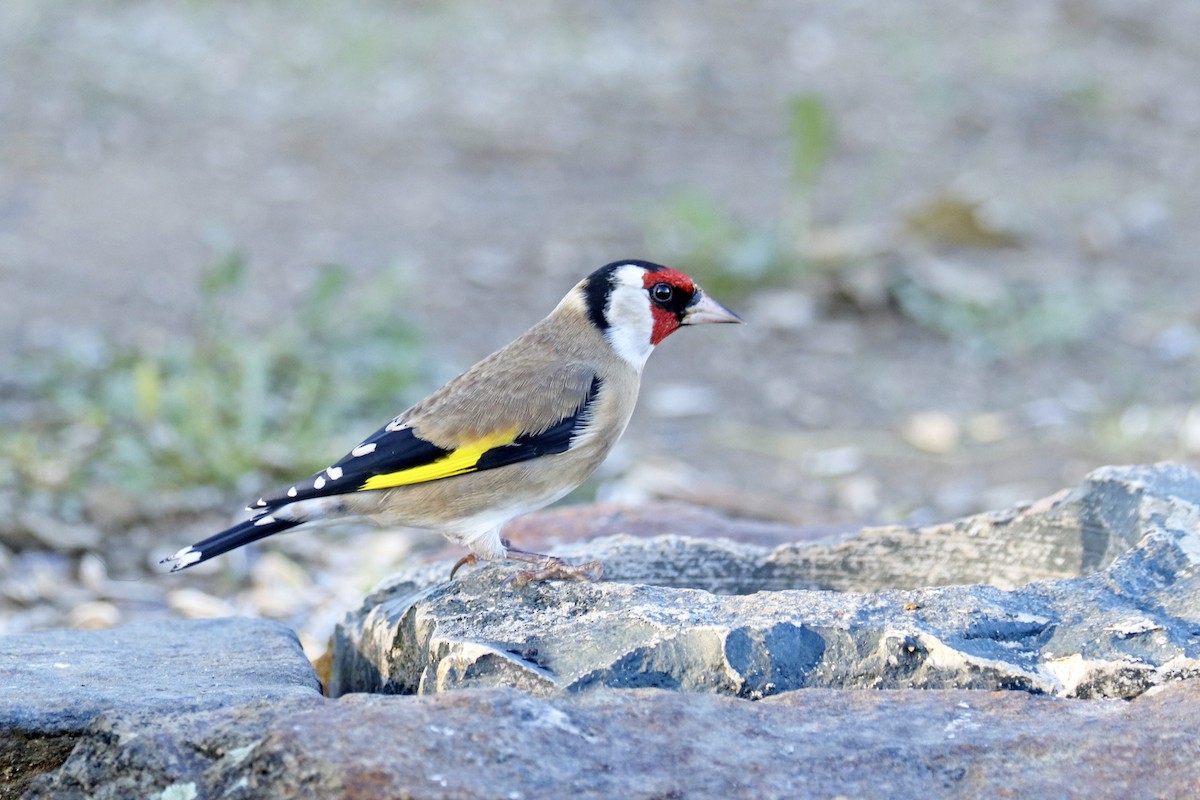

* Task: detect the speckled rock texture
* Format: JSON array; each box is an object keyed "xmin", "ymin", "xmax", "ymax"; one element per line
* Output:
[
  {"xmin": 0, "ymin": 618, "xmax": 321, "ymax": 799},
  {"xmin": 26, "ymin": 684, "xmax": 1200, "ymax": 799},
  {"xmin": 333, "ymin": 464, "xmax": 1200, "ymax": 699},
  {"xmin": 8, "ymin": 465, "xmax": 1200, "ymax": 799}
]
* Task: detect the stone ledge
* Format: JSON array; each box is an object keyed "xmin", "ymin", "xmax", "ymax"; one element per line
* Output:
[
  {"xmin": 332, "ymin": 463, "xmax": 1200, "ymax": 699},
  {"xmin": 0, "ymin": 617, "xmax": 321, "ymax": 799},
  {"xmin": 27, "ymin": 682, "xmax": 1200, "ymax": 799},
  {"xmin": 7, "ymin": 465, "xmax": 1200, "ymax": 798}
]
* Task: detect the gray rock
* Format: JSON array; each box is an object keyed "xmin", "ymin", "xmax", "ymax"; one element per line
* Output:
[
  {"xmin": 27, "ymin": 682, "xmax": 1200, "ymax": 799},
  {"xmin": 23, "ymin": 701, "xmax": 306, "ymax": 800},
  {"xmin": 11, "ymin": 464, "xmax": 1200, "ymax": 798},
  {"xmin": 0, "ymin": 617, "xmax": 321, "ymax": 799},
  {"xmin": 332, "ymin": 464, "xmax": 1200, "ymax": 699}
]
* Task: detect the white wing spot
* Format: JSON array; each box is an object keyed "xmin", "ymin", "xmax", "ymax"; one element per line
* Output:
[
  {"xmin": 351, "ymin": 442, "xmax": 377, "ymax": 457},
  {"xmin": 326, "ymin": 466, "xmax": 343, "ymax": 481},
  {"xmin": 385, "ymin": 417, "xmax": 407, "ymax": 432},
  {"xmin": 254, "ymin": 497, "xmax": 266, "ymax": 507},
  {"xmin": 313, "ymin": 476, "xmax": 326, "ymax": 490},
  {"xmin": 253, "ymin": 514, "xmax": 277, "ymax": 526},
  {"xmin": 170, "ymin": 546, "xmax": 202, "ymax": 568},
  {"xmin": 287, "ymin": 486, "xmax": 298, "ymax": 498}
]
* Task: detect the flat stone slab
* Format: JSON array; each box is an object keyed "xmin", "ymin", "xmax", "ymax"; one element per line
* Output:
[
  {"xmin": 333, "ymin": 464, "xmax": 1200, "ymax": 699},
  {"xmin": 27, "ymin": 682, "xmax": 1200, "ymax": 799},
  {"xmin": 0, "ymin": 617, "xmax": 321, "ymax": 798}
]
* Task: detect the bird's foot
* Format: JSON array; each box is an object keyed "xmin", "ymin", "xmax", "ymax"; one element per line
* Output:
[
  {"xmin": 450, "ymin": 538, "xmax": 513, "ymax": 579},
  {"xmin": 449, "ymin": 554, "xmax": 477, "ymax": 579},
  {"xmin": 511, "ymin": 558, "xmax": 603, "ymax": 587},
  {"xmin": 504, "ymin": 546, "xmax": 603, "ymax": 586}
]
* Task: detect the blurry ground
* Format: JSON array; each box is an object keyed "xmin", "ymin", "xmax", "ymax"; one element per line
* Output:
[{"xmin": 3, "ymin": 1, "xmax": 1200, "ymax": 657}]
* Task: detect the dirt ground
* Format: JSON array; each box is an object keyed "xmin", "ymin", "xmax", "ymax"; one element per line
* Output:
[{"xmin": 3, "ymin": 2, "xmax": 1200, "ymax": 653}]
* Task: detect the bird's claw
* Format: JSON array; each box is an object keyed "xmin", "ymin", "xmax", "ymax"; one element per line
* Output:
[
  {"xmin": 509, "ymin": 557, "xmax": 603, "ymax": 587},
  {"xmin": 451, "ymin": 539, "xmax": 602, "ymax": 585},
  {"xmin": 450, "ymin": 537, "xmax": 513, "ymax": 579},
  {"xmin": 449, "ymin": 554, "xmax": 477, "ymax": 579}
]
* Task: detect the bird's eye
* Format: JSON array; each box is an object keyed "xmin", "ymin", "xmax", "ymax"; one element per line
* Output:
[{"xmin": 651, "ymin": 283, "xmax": 674, "ymax": 303}]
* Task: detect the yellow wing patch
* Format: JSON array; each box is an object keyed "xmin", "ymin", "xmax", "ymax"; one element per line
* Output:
[{"xmin": 359, "ymin": 427, "xmax": 519, "ymax": 491}]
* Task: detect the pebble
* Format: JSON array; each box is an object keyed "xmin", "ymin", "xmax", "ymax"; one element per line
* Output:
[
  {"xmin": 78, "ymin": 553, "xmax": 109, "ymax": 593},
  {"xmin": 67, "ymin": 600, "xmax": 122, "ymax": 630},
  {"xmin": 16, "ymin": 511, "xmax": 103, "ymax": 550},
  {"xmin": 167, "ymin": 588, "xmax": 238, "ymax": 619},
  {"xmin": 900, "ymin": 411, "xmax": 961, "ymax": 454},
  {"xmin": 1179, "ymin": 406, "xmax": 1200, "ymax": 454},
  {"xmin": 836, "ymin": 475, "xmax": 879, "ymax": 515},
  {"xmin": 244, "ymin": 552, "xmax": 313, "ymax": 618}
]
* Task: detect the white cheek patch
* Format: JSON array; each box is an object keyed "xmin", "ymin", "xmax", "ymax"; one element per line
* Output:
[{"xmin": 604, "ymin": 265, "xmax": 656, "ymax": 369}]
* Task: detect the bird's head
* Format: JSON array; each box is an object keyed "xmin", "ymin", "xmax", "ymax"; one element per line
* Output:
[{"xmin": 579, "ymin": 260, "xmax": 743, "ymax": 369}]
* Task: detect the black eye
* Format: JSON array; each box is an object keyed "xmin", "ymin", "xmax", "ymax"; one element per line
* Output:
[{"xmin": 651, "ymin": 283, "xmax": 674, "ymax": 303}]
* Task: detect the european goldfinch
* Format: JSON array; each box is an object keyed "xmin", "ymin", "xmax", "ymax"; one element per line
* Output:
[{"xmin": 162, "ymin": 260, "xmax": 742, "ymax": 582}]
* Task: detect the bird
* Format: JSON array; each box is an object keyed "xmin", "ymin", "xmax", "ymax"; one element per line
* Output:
[{"xmin": 161, "ymin": 260, "xmax": 742, "ymax": 583}]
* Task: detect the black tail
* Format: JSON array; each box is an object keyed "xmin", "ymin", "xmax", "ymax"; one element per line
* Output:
[{"xmin": 161, "ymin": 515, "xmax": 302, "ymax": 572}]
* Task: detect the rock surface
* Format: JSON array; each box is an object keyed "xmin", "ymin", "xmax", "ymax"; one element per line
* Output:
[
  {"xmin": 332, "ymin": 464, "xmax": 1200, "ymax": 699},
  {"xmin": 7, "ymin": 465, "xmax": 1200, "ymax": 798},
  {"xmin": 26, "ymin": 683, "xmax": 1200, "ymax": 799},
  {"xmin": 0, "ymin": 617, "xmax": 321, "ymax": 799}
]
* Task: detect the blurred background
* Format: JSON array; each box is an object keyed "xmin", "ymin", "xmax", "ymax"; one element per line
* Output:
[{"xmin": 2, "ymin": 1, "xmax": 1199, "ymax": 656}]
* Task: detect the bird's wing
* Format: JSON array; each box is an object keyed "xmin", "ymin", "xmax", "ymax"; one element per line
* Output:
[{"xmin": 253, "ymin": 364, "xmax": 601, "ymax": 512}]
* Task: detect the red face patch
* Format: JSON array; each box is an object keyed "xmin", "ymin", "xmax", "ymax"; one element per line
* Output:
[{"xmin": 642, "ymin": 268, "xmax": 697, "ymax": 345}]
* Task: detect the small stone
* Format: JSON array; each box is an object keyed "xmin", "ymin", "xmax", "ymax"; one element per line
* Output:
[
  {"xmin": 83, "ymin": 487, "xmax": 143, "ymax": 529},
  {"xmin": 2, "ymin": 551, "xmax": 76, "ymax": 606},
  {"xmin": 1118, "ymin": 405, "xmax": 1152, "ymax": 439},
  {"xmin": 900, "ymin": 411, "xmax": 960, "ymax": 454},
  {"xmin": 905, "ymin": 195, "xmax": 1022, "ymax": 249},
  {"xmin": 66, "ymin": 600, "xmax": 122, "ymax": 630},
  {"xmin": 167, "ymin": 588, "xmax": 237, "ymax": 619},
  {"xmin": 836, "ymin": 475, "xmax": 879, "ymax": 515},
  {"xmin": 77, "ymin": 553, "xmax": 109, "ymax": 593},
  {"xmin": 1179, "ymin": 406, "xmax": 1200, "ymax": 454},
  {"xmin": 245, "ymin": 552, "xmax": 313, "ymax": 618},
  {"xmin": 15, "ymin": 511, "xmax": 102, "ymax": 551}
]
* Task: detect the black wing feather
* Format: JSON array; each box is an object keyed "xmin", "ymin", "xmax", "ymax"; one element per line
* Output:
[
  {"xmin": 256, "ymin": 424, "xmax": 450, "ymax": 510},
  {"xmin": 256, "ymin": 375, "xmax": 602, "ymax": 511},
  {"xmin": 475, "ymin": 377, "xmax": 599, "ymax": 471}
]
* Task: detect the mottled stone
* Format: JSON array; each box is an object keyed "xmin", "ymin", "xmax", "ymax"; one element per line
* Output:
[
  {"xmin": 0, "ymin": 618, "xmax": 321, "ymax": 799},
  {"xmin": 332, "ymin": 464, "xmax": 1200, "ymax": 699},
  {"xmin": 28, "ymin": 683, "xmax": 1200, "ymax": 799}
]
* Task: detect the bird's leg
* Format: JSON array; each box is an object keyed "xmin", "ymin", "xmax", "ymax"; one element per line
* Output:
[
  {"xmin": 448, "ymin": 538, "xmax": 603, "ymax": 585},
  {"xmin": 450, "ymin": 537, "xmax": 513, "ymax": 579},
  {"xmin": 502, "ymin": 546, "xmax": 603, "ymax": 587}
]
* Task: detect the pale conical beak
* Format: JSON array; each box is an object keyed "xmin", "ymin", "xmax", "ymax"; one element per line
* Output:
[{"xmin": 682, "ymin": 292, "xmax": 744, "ymax": 326}]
